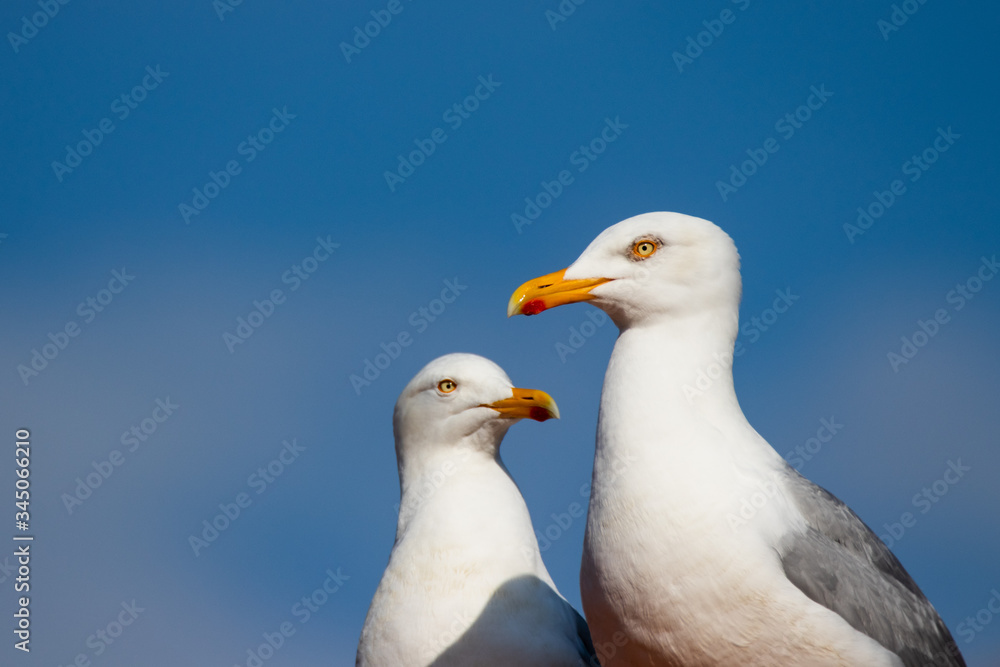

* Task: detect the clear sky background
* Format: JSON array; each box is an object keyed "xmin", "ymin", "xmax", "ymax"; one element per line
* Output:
[{"xmin": 2, "ymin": 1, "xmax": 999, "ymax": 665}]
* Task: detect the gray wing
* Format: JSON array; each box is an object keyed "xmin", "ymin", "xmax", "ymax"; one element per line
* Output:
[
  {"xmin": 778, "ymin": 466, "xmax": 965, "ymax": 667},
  {"xmin": 428, "ymin": 574, "xmax": 602, "ymax": 666},
  {"xmin": 570, "ymin": 603, "xmax": 601, "ymax": 666}
]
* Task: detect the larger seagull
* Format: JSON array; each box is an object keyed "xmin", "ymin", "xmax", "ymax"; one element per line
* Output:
[{"xmin": 508, "ymin": 212, "xmax": 964, "ymax": 666}]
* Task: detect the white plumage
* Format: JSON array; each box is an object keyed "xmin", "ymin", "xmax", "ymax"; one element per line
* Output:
[
  {"xmin": 356, "ymin": 353, "xmax": 598, "ymax": 667},
  {"xmin": 509, "ymin": 212, "xmax": 964, "ymax": 667}
]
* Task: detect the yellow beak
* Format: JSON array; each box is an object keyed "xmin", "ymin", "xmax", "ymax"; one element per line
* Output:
[
  {"xmin": 507, "ymin": 268, "xmax": 611, "ymax": 317},
  {"xmin": 482, "ymin": 387, "xmax": 560, "ymax": 422}
]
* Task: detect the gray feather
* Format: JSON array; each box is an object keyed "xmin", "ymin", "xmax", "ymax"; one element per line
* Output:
[
  {"xmin": 427, "ymin": 575, "xmax": 602, "ymax": 666},
  {"xmin": 572, "ymin": 604, "xmax": 601, "ymax": 666},
  {"xmin": 778, "ymin": 466, "xmax": 965, "ymax": 667}
]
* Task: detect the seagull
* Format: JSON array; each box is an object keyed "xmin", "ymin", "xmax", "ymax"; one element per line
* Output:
[
  {"xmin": 507, "ymin": 212, "xmax": 965, "ymax": 666},
  {"xmin": 356, "ymin": 353, "xmax": 600, "ymax": 667}
]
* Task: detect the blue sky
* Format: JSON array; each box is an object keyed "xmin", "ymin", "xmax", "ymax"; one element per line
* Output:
[{"xmin": 2, "ymin": 1, "xmax": 999, "ymax": 665}]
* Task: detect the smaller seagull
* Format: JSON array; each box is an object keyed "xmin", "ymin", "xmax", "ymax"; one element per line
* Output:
[{"xmin": 356, "ymin": 353, "xmax": 599, "ymax": 667}]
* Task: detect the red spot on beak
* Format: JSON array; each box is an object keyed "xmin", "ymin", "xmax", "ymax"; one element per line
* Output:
[
  {"xmin": 529, "ymin": 407, "xmax": 552, "ymax": 422},
  {"xmin": 522, "ymin": 299, "xmax": 547, "ymax": 316}
]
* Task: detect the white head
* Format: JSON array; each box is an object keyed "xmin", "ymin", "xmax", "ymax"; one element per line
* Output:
[
  {"xmin": 393, "ymin": 353, "xmax": 559, "ymax": 471},
  {"xmin": 508, "ymin": 212, "xmax": 742, "ymax": 329}
]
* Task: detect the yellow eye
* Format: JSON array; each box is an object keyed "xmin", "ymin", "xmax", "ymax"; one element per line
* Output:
[
  {"xmin": 633, "ymin": 240, "xmax": 657, "ymax": 258},
  {"xmin": 438, "ymin": 379, "xmax": 457, "ymax": 393}
]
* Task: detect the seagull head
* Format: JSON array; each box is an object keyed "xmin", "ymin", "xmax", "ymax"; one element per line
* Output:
[
  {"xmin": 393, "ymin": 353, "xmax": 559, "ymax": 460},
  {"xmin": 507, "ymin": 212, "xmax": 741, "ymax": 328}
]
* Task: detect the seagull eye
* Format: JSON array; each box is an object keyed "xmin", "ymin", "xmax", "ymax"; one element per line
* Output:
[
  {"xmin": 437, "ymin": 379, "xmax": 457, "ymax": 393},
  {"xmin": 632, "ymin": 240, "xmax": 658, "ymax": 259}
]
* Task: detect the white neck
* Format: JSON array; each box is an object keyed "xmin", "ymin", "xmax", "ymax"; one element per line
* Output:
[
  {"xmin": 601, "ymin": 307, "xmax": 741, "ymax": 433},
  {"xmin": 396, "ymin": 445, "xmax": 485, "ymax": 537},
  {"xmin": 593, "ymin": 306, "xmax": 780, "ymax": 501},
  {"xmin": 393, "ymin": 445, "xmax": 554, "ymax": 581}
]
